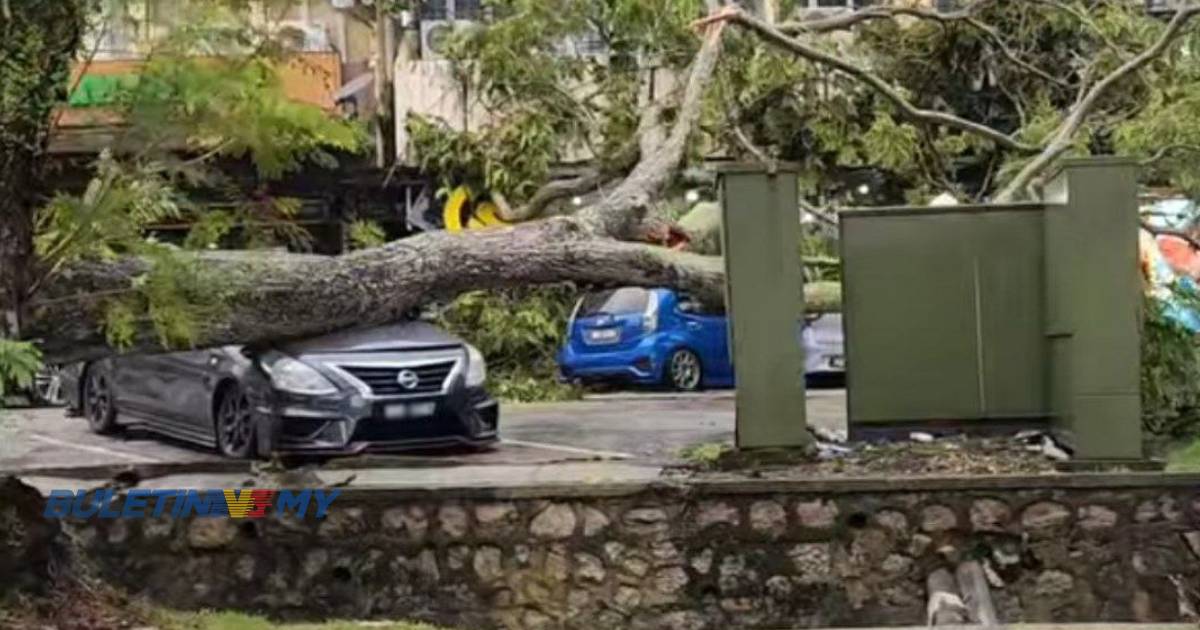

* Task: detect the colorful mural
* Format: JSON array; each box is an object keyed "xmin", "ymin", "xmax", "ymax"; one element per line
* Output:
[{"xmin": 1141, "ymin": 198, "xmax": 1200, "ymax": 332}]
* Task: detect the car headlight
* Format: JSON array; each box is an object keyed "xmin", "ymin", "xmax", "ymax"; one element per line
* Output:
[
  {"xmin": 259, "ymin": 352, "xmax": 338, "ymax": 395},
  {"xmin": 465, "ymin": 344, "xmax": 487, "ymax": 387}
]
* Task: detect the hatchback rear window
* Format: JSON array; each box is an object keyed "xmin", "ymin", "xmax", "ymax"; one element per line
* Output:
[{"xmin": 578, "ymin": 288, "xmax": 650, "ymax": 316}]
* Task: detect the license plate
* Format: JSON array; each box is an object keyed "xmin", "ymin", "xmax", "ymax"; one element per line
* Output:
[
  {"xmin": 384, "ymin": 402, "xmax": 436, "ymax": 420},
  {"xmin": 829, "ymin": 356, "xmax": 844, "ymax": 369},
  {"xmin": 587, "ymin": 328, "xmax": 620, "ymax": 344}
]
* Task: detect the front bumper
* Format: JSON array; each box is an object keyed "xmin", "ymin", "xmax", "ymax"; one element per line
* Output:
[{"xmin": 254, "ymin": 380, "xmax": 499, "ymax": 456}]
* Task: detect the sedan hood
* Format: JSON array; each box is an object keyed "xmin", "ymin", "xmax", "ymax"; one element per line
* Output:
[{"xmin": 276, "ymin": 321, "xmax": 465, "ymax": 355}]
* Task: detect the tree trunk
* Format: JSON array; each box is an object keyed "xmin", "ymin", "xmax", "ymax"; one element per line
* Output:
[
  {"xmin": 0, "ymin": 172, "xmax": 35, "ymax": 336},
  {"xmin": 27, "ymin": 218, "xmax": 842, "ymax": 363},
  {"xmin": 28, "ymin": 220, "xmax": 724, "ymax": 361},
  {"xmin": 0, "ymin": 1, "xmax": 89, "ymax": 336}
]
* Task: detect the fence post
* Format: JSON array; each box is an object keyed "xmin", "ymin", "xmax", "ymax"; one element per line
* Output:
[
  {"xmin": 718, "ymin": 164, "xmax": 811, "ymax": 449},
  {"xmin": 1042, "ymin": 158, "xmax": 1143, "ymax": 460}
]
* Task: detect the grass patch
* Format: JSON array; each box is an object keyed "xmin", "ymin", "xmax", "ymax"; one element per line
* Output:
[
  {"xmin": 678, "ymin": 442, "xmax": 733, "ymax": 468},
  {"xmin": 677, "ymin": 441, "xmax": 820, "ymax": 471},
  {"xmin": 1166, "ymin": 438, "xmax": 1200, "ymax": 472}
]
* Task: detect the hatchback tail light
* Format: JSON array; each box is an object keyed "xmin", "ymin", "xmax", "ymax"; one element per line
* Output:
[{"xmin": 642, "ymin": 291, "xmax": 659, "ymax": 334}]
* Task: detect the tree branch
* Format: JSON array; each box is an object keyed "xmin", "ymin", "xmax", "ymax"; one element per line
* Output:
[
  {"xmin": 996, "ymin": 4, "xmax": 1200, "ymax": 202},
  {"xmin": 1141, "ymin": 220, "xmax": 1200, "ymax": 253},
  {"xmin": 777, "ymin": 0, "xmax": 994, "ymax": 34},
  {"xmin": 575, "ymin": 8, "xmax": 730, "ymax": 239},
  {"xmin": 726, "ymin": 10, "xmax": 1039, "ymax": 154},
  {"xmin": 1139, "ymin": 143, "xmax": 1200, "ymax": 167},
  {"xmin": 497, "ymin": 169, "xmax": 613, "ymax": 222}
]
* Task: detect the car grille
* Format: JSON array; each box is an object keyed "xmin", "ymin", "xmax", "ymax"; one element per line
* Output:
[{"xmin": 339, "ymin": 361, "xmax": 455, "ymax": 396}]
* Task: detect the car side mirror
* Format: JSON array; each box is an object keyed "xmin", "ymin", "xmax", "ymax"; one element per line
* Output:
[{"xmin": 678, "ymin": 301, "xmax": 698, "ymax": 314}]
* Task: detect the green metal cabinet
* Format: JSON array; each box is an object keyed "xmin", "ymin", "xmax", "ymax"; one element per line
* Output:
[
  {"xmin": 719, "ymin": 165, "xmax": 810, "ymax": 449},
  {"xmin": 840, "ymin": 158, "xmax": 1142, "ymax": 460}
]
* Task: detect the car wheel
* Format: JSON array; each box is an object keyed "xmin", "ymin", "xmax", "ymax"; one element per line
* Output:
[
  {"xmin": 31, "ymin": 366, "xmax": 66, "ymax": 407},
  {"xmin": 215, "ymin": 385, "xmax": 256, "ymax": 459},
  {"xmin": 666, "ymin": 348, "xmax": 703, "ymax": 392},
  {"xmin": 84, "ymin": 369, "xmax": 118, "ymax": 434}
]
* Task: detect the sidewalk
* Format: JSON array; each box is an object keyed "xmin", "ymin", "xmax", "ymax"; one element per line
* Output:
[{"xmin": 13, "ymin": 459, "xmax": 666, "ymax": 495}]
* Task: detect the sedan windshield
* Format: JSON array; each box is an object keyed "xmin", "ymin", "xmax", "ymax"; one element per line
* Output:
[{"xmin": 578, "ymin": 288, "xmax": 649, "ymax": 316}]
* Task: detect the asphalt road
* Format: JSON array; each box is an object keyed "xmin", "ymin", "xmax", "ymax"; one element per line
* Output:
[{"xmin": 0, "ymin": 389, "xmax": 846, "ymax": 474}]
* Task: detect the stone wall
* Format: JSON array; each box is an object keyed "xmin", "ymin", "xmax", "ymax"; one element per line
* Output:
[{"xmin": 65, "ymin": 474, "xmax": 1200, "ymax": 629}]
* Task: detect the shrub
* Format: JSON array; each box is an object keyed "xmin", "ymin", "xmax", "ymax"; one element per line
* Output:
[
  {"xmin": 1142, "ymin": 293, "xmax": 1200, "ymax": 440},
  {"xmin": 436, "ymin": 284, "xmax": 582, "ymax": 403}
]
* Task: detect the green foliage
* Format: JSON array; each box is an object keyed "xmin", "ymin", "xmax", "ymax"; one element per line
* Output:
[
  {"xmin": 408, "ymin": 0, "xmax": 702, "ymax": 203},
  {"xmin": 127, "ymin": 52, "xmax": 365, "ymax": 180},
  {"xmin": 403, "ymin": 0, "xmax": 1200, "ymax": 208},
  {"xmin": 1166, "ymin": 437, "xmax": 1200, "ymax": 472},
  {"xmin": 678, "ymin": 441, "xmax": 732, "ymax": 469},
  {"xmin": 436, "ymin": 285, "xmax": 581, "ymax": 402},
  {"xmin": 861, "ymin": 113, "xmax": 920, "ymax": 173},
  {"xmin": 1142, "ymin": 292, "xmax": 1200, "ymax": 440},
  {"xmin": 103, "ymin": 246, "xmax": 236, "ymax": 350},
  {"xmin": 0, "ymin": 340, "xmax": 42, "ymax": 402},
  {"xmin": 407, "ymin": 110, "xmax": 559, "ymax": 202},
  {"xmin": 347, "ymin": 219, "xmax": 387, "ymax": 250},
  {"xmin": 26, "ymin": 2, "xmax": 366, "ymax": 351},
  {"xmin": 0, "ymin": 0, "xmax": 90, "ymax": 162}
]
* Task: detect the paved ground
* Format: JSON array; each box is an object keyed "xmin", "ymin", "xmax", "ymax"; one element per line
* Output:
[{"xmin": 0, "ymin": 389, "xmax": 845, "ymax": 477}]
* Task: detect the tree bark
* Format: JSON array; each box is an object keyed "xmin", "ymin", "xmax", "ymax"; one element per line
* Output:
[{"xmin": 28, "ymin": 220, "xmax": 727, "ymax": 361}]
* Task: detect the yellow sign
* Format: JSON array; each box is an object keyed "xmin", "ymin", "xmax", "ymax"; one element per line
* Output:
[{"xmin": 442, "ymin": 186, "xmax": 509, "ymax": 232}]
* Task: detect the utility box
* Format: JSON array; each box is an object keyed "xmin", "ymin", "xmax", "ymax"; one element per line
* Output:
[
  {"xmin": 718, "ymin": 165, "xmax": 811, "ymax": 449},
  {"xmin": 840, "ymin": 158, "xmax": 1143, "ymax": 460}
]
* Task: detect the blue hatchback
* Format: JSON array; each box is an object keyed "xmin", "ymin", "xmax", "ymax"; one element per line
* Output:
[
  {"xmin": 556, "ymin": 287, "xmax": 845, "ymax": 391},
  {"xmin": 557, "ymin": 288, "xmax": 727, "ymax": 390}
]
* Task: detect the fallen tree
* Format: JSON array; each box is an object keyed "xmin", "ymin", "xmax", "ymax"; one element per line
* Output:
[{"xmin": 6, "ymin": 1, "xmax": 1200, "ymax": 364}]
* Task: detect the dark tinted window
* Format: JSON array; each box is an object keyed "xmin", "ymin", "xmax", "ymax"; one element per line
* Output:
[
  {"xmin": 678, "ymin": 294, "xmax": 726, "ymax": 316},
  {"xmin": 579, "ymin": 288, "xmax": 649, "ymax": 316}
]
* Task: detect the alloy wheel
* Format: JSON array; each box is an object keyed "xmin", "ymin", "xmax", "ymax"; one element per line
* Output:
[
  {"xmin": 85, "ymin": 371, "xmax": 117, "ymax": 433},
  {"xmin": 216, "ymin": 389, "xmax": 254, "ymax": 458},
  {"xmin": 33, "ymin": 366, "xmax": 65, "ymax": 406},
  {"xmin": 669, "ymin": 349, "xmax": 702, "ymax": 391}
]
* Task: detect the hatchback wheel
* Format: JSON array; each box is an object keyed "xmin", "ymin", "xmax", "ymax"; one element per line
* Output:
[
  {"xmin": 666, "ymin": 348, "xmax": 702, "ymax": 391},
  {"xmin": 215, "ymin": 386, "xmax": 256, "ymax": 459},
  {"xmin": 84, "ymin": 369, "xmax": 118, "ymax": 434}
]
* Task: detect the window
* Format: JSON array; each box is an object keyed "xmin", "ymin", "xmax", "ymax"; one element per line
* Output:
[
  {"xmin": 579, "ymin": 288, "xmax": 650, "ymax": 316},
  {"xmin": 420, "ymin": 0, "xmax": 450, "ymax": 20},
  {"xmin": 677, "ymin": 294, "xmax": 726, "ymax": 317}
]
